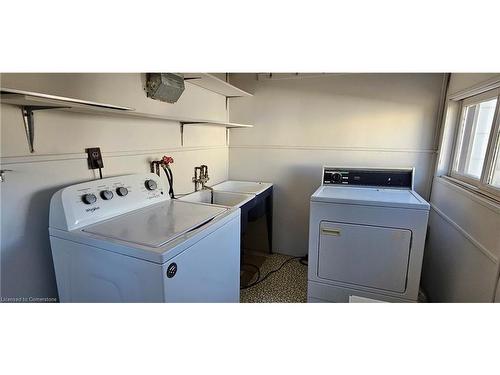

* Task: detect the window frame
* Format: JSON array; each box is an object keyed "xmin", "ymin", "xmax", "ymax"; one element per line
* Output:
[{"xmin": 449, "ymin": 87, "xmax": 500, "ymax": 199}]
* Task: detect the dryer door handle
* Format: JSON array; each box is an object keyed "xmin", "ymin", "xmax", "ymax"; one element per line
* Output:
[{"xmin": 321, "ymin": 228, "xmax": 341, "ymax": 236}]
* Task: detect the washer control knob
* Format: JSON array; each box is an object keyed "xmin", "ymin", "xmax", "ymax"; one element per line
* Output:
[
  {"xmin": 331, "ymin": 172, "xmax": 342, "ymax": 184},
  {"xmin": 82, "ymin": 193, "xmax": 97, "ymax": 205},
  {"xmin": 116, "ymin": 187, "xmax": 128, "ymax": 197},
  {"xmin": 100, "ymin": 190, "xmax": 114, "ymax": 200},
  {"xmin": 145, "ymin": 179, "xmax": 157, "ymax": 191}
]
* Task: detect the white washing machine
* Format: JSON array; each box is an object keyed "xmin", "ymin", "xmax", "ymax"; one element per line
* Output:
[
  {"xmin": 49, "ymin": 173, "xmax": 241, "ymax": 302},
  {"xmin": 308, "ymin": 167, "xmax": 430, "ymax": 302}
]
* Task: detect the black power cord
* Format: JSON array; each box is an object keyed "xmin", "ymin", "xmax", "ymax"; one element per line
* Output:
[
  {"xmin": 241, "ymin": 263, "xmax": 261, "ymax": 285},
  {"xmin": 299, "ymin": 254, "xmax": 308, "ymax": 266},
  {"xmin": 162, "ymin": 165, "xmax": 175, "ymax": 199},
  {"xmin": 240, "ymin": 255, "xmax": 308, "ymax": 290}
]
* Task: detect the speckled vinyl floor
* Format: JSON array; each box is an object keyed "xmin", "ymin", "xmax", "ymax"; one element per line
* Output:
[{"xmin": 240, "ymin": 254, "xmax": 308, "ymax": 303}]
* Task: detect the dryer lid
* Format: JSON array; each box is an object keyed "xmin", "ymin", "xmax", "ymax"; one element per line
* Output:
[
  {"xmin": 311, "ymin": 186, "xmax": 430, "ymax": 210},
  {"xmin": 82, "ymin": 200, "xmax": 227, "ymax": 247}
]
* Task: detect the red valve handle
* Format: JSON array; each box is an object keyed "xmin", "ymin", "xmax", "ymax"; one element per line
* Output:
[{"xmin": 161, "ymin": 156, "xmax": 174, "ymax": 165}]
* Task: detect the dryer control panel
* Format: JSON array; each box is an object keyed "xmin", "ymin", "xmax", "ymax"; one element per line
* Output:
[
  {"xmin": 50, "ymin": 173, "xmax": 167, "ymax": 231},
  {"xmin": 323, "ymin": 167, "xmax": 413, "ymax": 189}
]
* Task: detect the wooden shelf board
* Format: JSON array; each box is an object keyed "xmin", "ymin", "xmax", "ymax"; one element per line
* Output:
[
  {"xmin": 1, "ymin": 88, "xmax": 253, "ymax": 129},
  {"xmin": 183, "ymin": 73, "xmax": 253, "ymax": 98},
  {"xmin": 124, "ymin": 111, "xmax": 253, "ymax": 128},
  {"xmin": 1, "ymin": 88, "xmax": 134, "ymax": 111}
]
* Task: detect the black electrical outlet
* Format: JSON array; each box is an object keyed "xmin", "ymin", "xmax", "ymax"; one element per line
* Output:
[{"xmin": 86, "ymin": 147, "xmax": 104, "ymax": 170}]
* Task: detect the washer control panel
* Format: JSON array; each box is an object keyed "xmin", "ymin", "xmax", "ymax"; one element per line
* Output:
[
  {"xmin": 51, "ymin": 173, "xmax": 167, "ymax": 230},
  {"xmin": 323, "ymin": 167, "xmax": 413, "ymax": 188}
]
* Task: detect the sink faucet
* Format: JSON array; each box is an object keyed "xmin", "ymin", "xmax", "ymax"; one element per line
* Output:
[
  {"xmin": 192, "ymin": 166, "xmax": 203, "ymax": 191},
  {"xmin": 200, "ymin": 165, "xmax": 214, "ymax": 203},
  {"xmin": 193, "ymin": 165, "xmax": 211, "ymax": 191},
  {"xmin": 200, "ymin": 165, "xmax": 210, "ymax": 188}
]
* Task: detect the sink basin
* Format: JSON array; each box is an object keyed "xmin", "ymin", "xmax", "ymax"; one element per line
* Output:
[
  {"xmin": 186, "ymin": 181, "xmax": 274, "ymax": 250},
  {"xmin": 212, "ymin": 180, "xmax": 273, "ymax": 195},
  {"xmin": 179, "ymin": 190, "xmax": 254, "ymax": 208}
]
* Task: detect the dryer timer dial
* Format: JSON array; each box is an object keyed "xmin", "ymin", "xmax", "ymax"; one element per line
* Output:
[{"xmin": 330, "ymin": 172, "xmax": 343, "ymax": 184}]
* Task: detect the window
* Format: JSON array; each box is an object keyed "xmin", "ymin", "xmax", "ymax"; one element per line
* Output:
[
  {"xmin": 489, "ymin": 130, "xmax": 500, "ymax": 188},
  {"xmin": 451, "ymin": 88, "xmax": 500, "ymax": 198}
]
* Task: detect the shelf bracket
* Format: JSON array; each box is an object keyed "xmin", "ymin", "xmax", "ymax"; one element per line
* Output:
[
  {"xmin": 180, "ymin": 123, "xmax": 184, "ymax": 147},
  {"xmin": 179, "ymin": 121, "xmax": 203, "ymax": 147},
  {"xmin": 0, "ymin": 169, "xmax": 13, "ymax": 183},
  {"xmin": 21, "ymin": 105, "xmax": 68, "ymax": 153}
]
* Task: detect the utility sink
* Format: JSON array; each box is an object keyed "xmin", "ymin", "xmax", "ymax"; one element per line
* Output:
[
  {"xmin": 183, "ymin": 180, "xmax": 274, "ymax": 252},
  {"xmin": 211, "ymin": 180, "xmax": 273, "ymax": 196},
  {"xmin": 179, "ymin": 189, "xmax": 254, "ymax": 208}
]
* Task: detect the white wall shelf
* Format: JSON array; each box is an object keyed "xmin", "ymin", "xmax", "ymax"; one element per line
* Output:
[
  {"xmin": 183, "ymin": 73, "xmax": 253, "ymax": 98},
  {"xmin": 1, "ymin": 87, "xmax": 253, "ymax": 153}
]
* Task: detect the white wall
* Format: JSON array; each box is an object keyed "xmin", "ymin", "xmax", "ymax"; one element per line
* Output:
[
  {"xmin": 422, "ymin": 73, "xmax": 500, "ymax": 302},
  {"xmin": 0, "ymin": 73, "xmax": 230, "ymax": 299},
  {"xmin": 228, "ymin": 73, "xmax": 446, "ymax": 256}
]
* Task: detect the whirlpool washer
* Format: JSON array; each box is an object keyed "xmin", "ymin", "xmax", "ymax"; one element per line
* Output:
[{"xmin": 49, "ymin": 173, "xmax": 241, "ymax": 302}]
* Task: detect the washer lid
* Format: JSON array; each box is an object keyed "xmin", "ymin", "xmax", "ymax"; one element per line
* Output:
[
  {"xmin": 311, "ymin": 186, "xmax": 430, "ymax": 210},
  {"xmin": 82, "ymin": 200, "xmax": 227, "ymax": 247}
]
